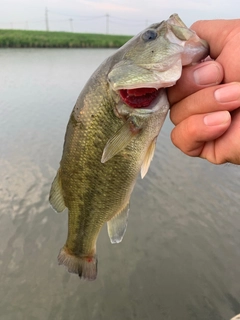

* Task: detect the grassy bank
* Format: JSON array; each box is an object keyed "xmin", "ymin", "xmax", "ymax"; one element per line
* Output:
[{"xmin": 0, "ymin": 29, "xmax": 132, "ymax": 48}]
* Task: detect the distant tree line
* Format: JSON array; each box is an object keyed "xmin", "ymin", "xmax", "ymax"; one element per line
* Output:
[{"xmin": 0, "ymin": 30, "xmax": 132, "ymax": 48}]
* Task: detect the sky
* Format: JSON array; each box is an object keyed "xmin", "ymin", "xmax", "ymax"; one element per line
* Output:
[{"xmin": 0, "ymin": 0, "xmax": 240, "ymax": 35}]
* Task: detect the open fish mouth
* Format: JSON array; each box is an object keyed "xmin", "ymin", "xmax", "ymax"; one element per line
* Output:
[{"xmin": 119, "ymin": 87, "xmax": 160, "ymax": 108}]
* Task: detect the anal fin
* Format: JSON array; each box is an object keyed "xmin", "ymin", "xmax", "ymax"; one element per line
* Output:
[
  {"xmin": 49, "ymin": 168, "xmax": 66, "ymax": 213},
  {"xmin": 107, "ymin": 203, "xmax": 129, "ymax": 244}
]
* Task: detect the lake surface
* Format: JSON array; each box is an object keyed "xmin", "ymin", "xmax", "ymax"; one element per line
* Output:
[{"xmin": 0, "ymin": 48, "xmax": 240, "ymax": 320}]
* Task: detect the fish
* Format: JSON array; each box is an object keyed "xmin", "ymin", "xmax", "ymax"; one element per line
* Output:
[{"xmin": 49, "ymin": 14, "xmax": 209, "ymax": 281}]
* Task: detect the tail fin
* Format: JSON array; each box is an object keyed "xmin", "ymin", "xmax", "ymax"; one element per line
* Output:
[{"xmin": 57, "ymin": 247, "xmax": 97, "ymax": 281}]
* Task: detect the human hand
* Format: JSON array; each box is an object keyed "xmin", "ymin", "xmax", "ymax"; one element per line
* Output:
[{"xmin": 168, "ymin": 19, "xmax": 240, "ymax": 164}]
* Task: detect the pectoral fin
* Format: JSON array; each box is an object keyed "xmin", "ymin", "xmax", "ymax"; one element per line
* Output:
[
  {"xmin": 49, "ymin": 169, "xmax": 66, "ymax": 213},
  {"xmin": 101, "ymin": 117, "xmax": 141, "ymax": 163},
  {"xmin": 141, "ymin": 138, "xmax": 157, "ymax": 179},
  {"xmin": 107, "ymin": 203, "xmax": 129, "ymax": 244}
]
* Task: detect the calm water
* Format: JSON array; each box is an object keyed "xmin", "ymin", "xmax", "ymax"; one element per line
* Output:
[{"xmin": 0, "ymin": 48, "xmax": 240, "ymax": 320}]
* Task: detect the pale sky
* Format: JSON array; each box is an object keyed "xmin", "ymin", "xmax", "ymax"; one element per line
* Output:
[{"xmin": 1, "ymin": 0, "xmax": 240, "ymax": 35}]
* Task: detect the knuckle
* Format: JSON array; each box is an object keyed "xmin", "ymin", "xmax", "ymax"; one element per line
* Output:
[
  {"xmin": 169, "ymin": 107, "xmax": 177, "ymax": 125},
  {"xmin": 170, "ymin": 128, "xmax": 178, "ymax": 147},
  {"xmin": 184, "ymin": 117, "xmax": 198, "ymax": 137}
]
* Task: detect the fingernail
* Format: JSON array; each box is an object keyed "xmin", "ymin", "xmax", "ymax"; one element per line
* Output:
[
  {"xmin": 193, "ymin": 63, "xmax": 221, "ymax": 85},
  {"xmin": 204, "ymin": 111, "xmax": 230, "ymax": 126},
  {"xmin": 214, "ymin": 83, "xmax": 240, "ymax": 103}
]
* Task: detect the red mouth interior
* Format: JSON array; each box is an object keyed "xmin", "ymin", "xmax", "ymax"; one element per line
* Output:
[{"xmin": 119, "ymin": 88, "xmax": 159, "ymax": 108}]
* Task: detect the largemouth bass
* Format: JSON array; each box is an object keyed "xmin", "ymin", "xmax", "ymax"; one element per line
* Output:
[{"xmin": 49, "ymin": 14, "xmax": 209, "ymax": 280}]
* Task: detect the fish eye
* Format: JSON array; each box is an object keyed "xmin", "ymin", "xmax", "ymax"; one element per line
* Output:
[{"xmin": 142, "ymin": 29, "xmax": 158, "ymax": 41}]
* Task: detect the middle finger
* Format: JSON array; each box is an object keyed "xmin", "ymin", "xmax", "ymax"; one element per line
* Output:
[{"xmin": 170, "ymin": 82, "xmax": 240, "ymax": 125}]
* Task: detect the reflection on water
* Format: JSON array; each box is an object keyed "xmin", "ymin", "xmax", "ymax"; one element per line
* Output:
[{"xmin": 0, "ymin": 49, "xmax": 240, "ymax": 320}]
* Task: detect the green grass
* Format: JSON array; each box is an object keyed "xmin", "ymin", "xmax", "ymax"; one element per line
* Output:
[{"xmin": 0, "ymin": 29, "xmax": 132, "ymax": 48}]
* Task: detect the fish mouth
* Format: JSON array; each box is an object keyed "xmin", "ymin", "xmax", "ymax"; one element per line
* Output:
[{"xmin": 119, "ymin": 87, "xmax": 160, "ymax": 108}]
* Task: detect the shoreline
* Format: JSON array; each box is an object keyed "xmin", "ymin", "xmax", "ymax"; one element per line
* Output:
[{"xmin": 0, "ymin": 29, "xmax": 132, "ymax": 48}]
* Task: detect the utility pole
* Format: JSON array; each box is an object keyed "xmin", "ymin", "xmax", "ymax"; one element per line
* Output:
[
  {"xmin": 106, "ymin": 13, "xmax": 109, "ymax": 34},
  {"xmin": 45, "ymin": 7, "xmax": 49, "ymax": 31},
  {"xmin": 69, "ymin": 18, "xmax": 74, "ymax": 33}
]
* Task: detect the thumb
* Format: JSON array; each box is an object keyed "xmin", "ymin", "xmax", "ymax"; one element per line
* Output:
[
  {"xmin": 191, "ymin": 19, "xmax": 240, "ymax": 59},
  {"xmin": 171, "ymin": 111, "xmax": 231, "ymax": 158}
]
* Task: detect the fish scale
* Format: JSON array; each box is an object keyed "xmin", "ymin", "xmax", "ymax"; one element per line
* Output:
[{"xmin": 49, "ymin": 14, "xmax": 209, "ymax": 280}]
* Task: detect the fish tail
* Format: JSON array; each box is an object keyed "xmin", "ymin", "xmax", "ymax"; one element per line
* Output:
[{"xmin": 57, "ymin": 247, "xmax": 97, "ymax": 281}]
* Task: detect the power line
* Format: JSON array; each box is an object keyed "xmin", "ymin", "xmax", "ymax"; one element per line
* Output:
[
  {"xmin": 106, "ymin": 14, "xmax": 109, "ymax": 34},
  {"xmin": 48, "ymin": 10, "xmax": 105, "ymax": 20},
  {"xmin": 0, "ymin": 10, "xmax": 150, "ymax": 34},
  {"xmin": 109, "ymin": 19, "xmax": 145, "ymax": 27},
  {"xmin": 45, "ymin": 7, "xmax": 49, "ymax": 31},
  {"xmin": 69, "ymin": 18, "xmax": 73, "ymax": 33}
]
